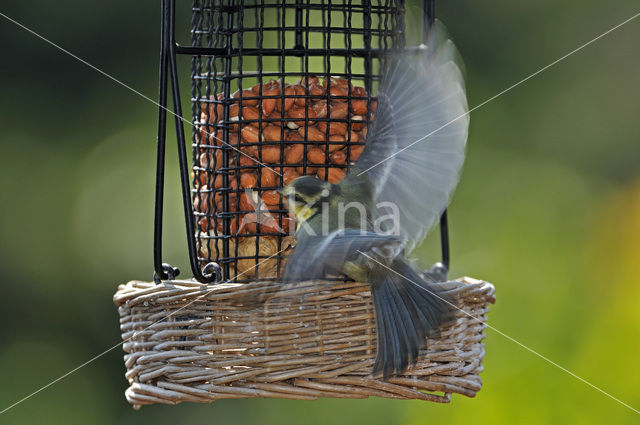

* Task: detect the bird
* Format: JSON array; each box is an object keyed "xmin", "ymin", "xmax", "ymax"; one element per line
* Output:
[{"xmin": 278, "ymin": 22, "xmax": 469, "ymax": 379}]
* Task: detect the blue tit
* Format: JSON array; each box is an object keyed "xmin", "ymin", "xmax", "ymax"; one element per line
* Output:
[{"xmin": 280, "ymin": 22, "xmax": 468, "ymax": 378}]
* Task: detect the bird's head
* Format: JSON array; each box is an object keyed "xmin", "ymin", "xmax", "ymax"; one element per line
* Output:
[{"xmin": 279, "ymin": 175, "xmax": 334, "ymax": 224}]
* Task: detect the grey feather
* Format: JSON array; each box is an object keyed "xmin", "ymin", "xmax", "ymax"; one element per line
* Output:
[
  {"xmin": 282, "ymin": 230, "xmax": 403, "ymax": 282},
  {"xmin": 348, "ymin": 21, "xmax": 469, "ymax": 254}
]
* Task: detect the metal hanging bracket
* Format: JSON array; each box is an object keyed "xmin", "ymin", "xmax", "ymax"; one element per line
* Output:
[{"xmin": 153, "ymin": 0, "xmax": 220, "ymax": 284}]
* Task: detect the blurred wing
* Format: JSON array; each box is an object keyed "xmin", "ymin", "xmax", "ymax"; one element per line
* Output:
[
  {"xmin": 349, "ymin": 22, "xmax": 469, "ymax": 254},
  {"xmin": 282, "ymin": 230, "xmax": 403, "ymax": 282},
  {"xmin": 236, "ymin": 231, "xmax": 402, "ymax": 310}
]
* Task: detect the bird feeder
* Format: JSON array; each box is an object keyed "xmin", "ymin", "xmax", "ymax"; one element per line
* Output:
[{"xmin": 114, "ymin": 0, "xmax": 495, "ymax": 408}]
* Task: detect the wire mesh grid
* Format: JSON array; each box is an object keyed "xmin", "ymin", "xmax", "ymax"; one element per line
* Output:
[{"xmin": 189, "ymin": 0, "xmax": 405, "ymax": 282}]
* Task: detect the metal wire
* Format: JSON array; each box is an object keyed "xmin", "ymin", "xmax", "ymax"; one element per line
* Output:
[{"xmin": 153, "ymin": 0, "xmax": 447, "ymax": 284}]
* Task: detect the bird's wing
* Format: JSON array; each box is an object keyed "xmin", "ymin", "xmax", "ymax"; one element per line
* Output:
[
  {"xmin": 236, "ymin": 230, "xmax": 403, "ymax": 309},
  {"xmin": 282, "ymin": 230, "xmax": 404, "ymax": 282},
  {"xmin": 347, "ymin": 22, "xmax": 468, "ymax": 254}
]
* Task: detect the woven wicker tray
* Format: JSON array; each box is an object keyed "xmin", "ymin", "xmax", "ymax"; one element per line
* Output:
[{"xmin": 114, "ymin": 277, "xmax": 495, "ymax": 408}]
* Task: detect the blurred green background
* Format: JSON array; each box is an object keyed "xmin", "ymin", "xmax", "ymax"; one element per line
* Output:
[{"xmin": 1, "ymin": 1, "xmax": 639, "ymax": 424}]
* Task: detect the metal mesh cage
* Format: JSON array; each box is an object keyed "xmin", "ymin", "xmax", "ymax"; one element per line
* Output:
[
  {"xmin": 153, "ymin": 0, "xmax": 446, "ymax": 283},
  {"xmin": 191, "ymin": 0, "xmax": 403, "ymax": 282}
]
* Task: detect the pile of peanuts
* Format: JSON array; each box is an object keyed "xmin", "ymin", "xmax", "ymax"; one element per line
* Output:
[{"xmin": 192, "ymin": 76, "xmax": 375, "ymax": 278}]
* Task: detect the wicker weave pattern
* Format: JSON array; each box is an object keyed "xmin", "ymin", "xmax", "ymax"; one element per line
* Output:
[{"xmin": 114, "ymin": 277, "xmax": 495, "ymax": 408}]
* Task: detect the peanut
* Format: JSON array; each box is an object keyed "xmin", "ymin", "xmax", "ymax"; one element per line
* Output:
[
  {"xmin": 262, "ymin": 125, "xmax": 282, "ymax": 142},
  {"xmin": 328, "ymin": 85, "xmax": 348, "ymax": 98},
  {"xmin": 330, "ymin": 149, "xmax": 347, "ymax": 165},
  {"xmin": 262, "ymin": 98, "xmax": 276, "ymax": 116},
  {"xmin": 262, "ymin": 84, "xmax": 280, "ymax": 115},
  {"xmin": 349, "ymin": 145, "xmax": 365, "ymax": 161},
  {"xmin": 309, "ymin": 83, "xmax": 324, "ymax": 97},
  {"xmin": 297, "ymin": 126, "xmax": 325, "ymax": 142},
  {"xmin": 201, "ymin": 100, "xmax": 223, "ymax": 124},
  {"xmin": 239, "ymin": 191, "xmax": 256, "ymax": 211},
  {"xmin": 350, "ymin": 115, "xmax": 365, "ymax": 131},
  {"xmin": 352, "ymin": 86, "xmax": 366, "ymax": 97},
  {"xmin": 214, "ymin": 175, "xmax": 238, "ymax": 190},
  {"xmin": 228, "ymin": 104, "xmax": 240, "ymax": 130},
  {"xmin": 241, "ymin": 212, "xmax": 280, "ymax": 234},
  {"xmin": 280, "ymin": 216, "xmax": 296, "ymax": 234},
  {"xmin": 261, "ymin": 146, "xmax": 281, "ymax": 163},
  {"xmin": 286, "ymin": 130, "xmax": 303, "ymax": 143},
  {"xmin": 198, "ymin": 152, "xmax": 212, "ymax": 169},
  {"xmin": 241, "ymin": 125, "xmax": 261, "ymax": 143},
  {"xmin": 214, "ymin": 174, "xmax": 224, "ymax": 189},
  {"xmin": 278, "ymin": 84, "xmax": 295, "ymax": 112},
  {"xmin": 351, "ymin": 99, "xmax": 368, "ymax": 115},
  {"xmin": 198, "ymin": 217, "xmax": 212, "ymax": 232},
  {"xmin": 261, "ymin": 190, "xmax": 281, "ymax": 206},
  {"xmin": 288, "ymin": 106, "xmax": 316, "ymax": 126},
  {"xmin": 232, "ymin": 89, "xmax": 259, "ymax": 106},
  {"xmin": 227, "ymin": 132, "xmax": 239, "ymax": 146},
  {"xmin": 240, "ymin": 172, "xmax": 257, "ymax": 189},
  {"xmin": 239, "ymin": 152, "xmax": 256, "ymax": 167},
  {"xmin": 209, "ymin": 150, "xmax": 223, "ymax": 169},
  {"xmin": 307, "ymin": 148, "xmax": 326, "ymax": 165},
  {"xmin": 198, "ymin": 124, "xmax": 214, "ymax": 145},
  {"xmin": 323, "ymin": 76, "xmax": 350, "ymax": 90},
  {"xmin": 285, "ymin": 144, "xmax": 304, "ymax": 164},
  {"xmin": 260, "ymin": 167, "xmax": 277, "ymax": 187},
  {"xmin": 216, "ymin": 216, "xmax": 239, "ymax": 235},
  {"xmin": 240, "ymin": 105, "xmax": 261, "ymax": 122},
  {"xmin": 215, "ymin": 193, "xmax": 238, "ymax": 212},
  {"xmin": 241, "ymin": 145, "xmax": 258, "ymax": 157},
  {"xmin": 299, "ymin": 75, "xmax": 320, "ymax": 87},
  {"xmin": 193, "ymin": 187, "xmax": 212, "ymax": 211},
  {"xmin": 198, "ymin": 127, "xmax": 214, "ymax": 146},
  {"xmin": 328, "ymin": 143, "xmax": 345, "ymax": 152},
  {"xmin": 312, "ymin": 100, "xmax": 327, "ymax": 118},
  {"xmin": 317, "ymin": 121, "xmax": 347, "ymax": 136},
  {"xmin": 293, "ymin": 84, "xmax": 307, "ymax": 106},
  {"xmin": 253, "ymin": 79, "xmax": 280, "ymax": 94},
  {"xmin": 208, "ymin": 131, "xmax": 237, "ymax": 147},
  {"xmin": 328, "ymin": 102, "xmax": 349, "ymax": 119},
  {"xmin": 266, "ymin": 111, "xmax": 283, "ymax": 127},
  {"xmin": 193, "ymin": 170, "xmax": 207, "ymax": 187},
  {"xmin": 350, "ymin": 86, "xmax": 369, "ymax": 115}
]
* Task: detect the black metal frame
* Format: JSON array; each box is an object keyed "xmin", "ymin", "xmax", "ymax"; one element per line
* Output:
[{"xmin": 153, "ymin": 0, "xmax": 449, "ymax": 284}]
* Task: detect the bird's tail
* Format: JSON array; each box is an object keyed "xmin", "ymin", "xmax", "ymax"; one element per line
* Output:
[{"xmin": 370, "ymin": 258, "xmax": 454, "ymax": 378}]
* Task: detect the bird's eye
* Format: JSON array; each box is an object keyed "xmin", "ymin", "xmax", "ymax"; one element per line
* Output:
[{"xmin": 293, "ymin": 194, "xmax": 305, "ymax": 204}]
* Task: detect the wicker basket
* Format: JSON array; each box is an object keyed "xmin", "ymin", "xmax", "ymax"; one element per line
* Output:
[{"xmin": 114, "ymin": 277, "xmax": 495, "ymax": 408}]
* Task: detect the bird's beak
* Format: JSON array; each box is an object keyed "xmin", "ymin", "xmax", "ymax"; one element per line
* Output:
[{"xmin": 277, "ymin": 185, "xmax": 290, "ymax": 196}]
